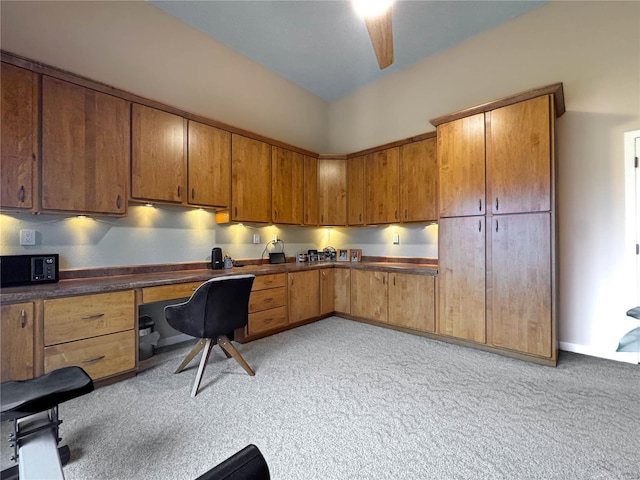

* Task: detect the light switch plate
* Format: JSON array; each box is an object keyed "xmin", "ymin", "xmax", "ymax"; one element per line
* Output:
[
  {"xmin": 253, "ymin": 234, "xmax": 260, "ymax": 244},
  {"xmin": 20, "ymin": 229, "xmax": 36, "ymax": 246},
  {"xmin": 392, "ymin": 234, "xmax": 400, "ymax": 245}
]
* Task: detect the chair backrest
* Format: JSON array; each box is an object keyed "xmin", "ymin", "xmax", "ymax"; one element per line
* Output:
[{"xmin": 165, "ymin": 275, "xmax": 255, "ymax": 339}]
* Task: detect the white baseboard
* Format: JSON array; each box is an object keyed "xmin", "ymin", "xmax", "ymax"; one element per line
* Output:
[{"xmin": 560, "ymin": 341, "xmax": 639, "ymax": 364}]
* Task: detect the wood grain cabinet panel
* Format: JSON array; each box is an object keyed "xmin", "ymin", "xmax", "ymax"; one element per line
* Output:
[
  {"xmin": 400, "ymin": 138, "xmax": 438, "ymax": 222},
  {"xmin": 1, "ymin": 302, "xmax": 34, "ymax": 381},
  {"xmin": 365, "ymin": 147, "xmax": 400, "ymax": 224},
  {"xmin": 288, "ymin": 270, "xmax": 320, "ymax": 323},
  {"xmin": 272, "ymin": 146, "xmax": 303, "ymax": 224},
  {"xmin": 44, "ymin": 290, "xmax": 135, "ymax": 346},
  {"xmin": 132, "ymin": 104, "xmax": 185, "ymax": 203},
  {"xmin": 334, "ymin": 268, "xmax": 351, "ymax": 315},
  {"xmin": 1, "ymin": 63, "xmax": 37, "ymax": 211},
  {"xmin": 347, "ymin": 155, "xmax": 365, "ymax": 225},
  {"xmin": 141, "ymin": 281, "xmax": 203, "ymax": 304},
  {"xmin": 438, "ymin": 113, "xmax": 486, "ymax": 218},
  {"xmin": 320, "ymin": 268, "xmax": 335, "ymax": 315},
  {"xmin": 388, "ymin": 273, "xmax": 435, "ymax": 332},
  {"xmin": 487, "ymin": 95, "xmax": 552, "ymax": 215},
  {"xmin": 489, "ymin": 213, "xmax": 552, "ymax": 357},
  {"xmin": 351, "ymin": 269, "xmax": 388, "ymax": 323},
  {"xmin": 437, "ymin": 216, "xmax": 486, "ymax": 343},
  {"xmin": 42, "ymin": 76, "xmax": 129, "ymax": 215},
  {"xmin": 303, "ymin": 156, "xmax": 318, "ymax": 225},
  {"xmin": 187, "ymin": 120, "xmax": 230, "ymax": 208},
  {"xmin": 231, "ymin": 134, "xmax": 271, "ymax": 223},
  {"xmin": 318, "ymin": 158, "xmax": 347, "ymax": 226},
  {"xmin": 248, "ymin": 307, "xmax": 288, "ymax": 336},
  {"xmin": 44, "ymin": 329, "xmax": 136, "ymax": 381}
]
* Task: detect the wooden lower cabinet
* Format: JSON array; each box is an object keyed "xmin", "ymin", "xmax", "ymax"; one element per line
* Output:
[
  {"xmin": 488, "ymin": 213, "xmax": 552, "ymax": 357},
  {"xmin": 388, "ymin": 273, "xmax": 435, "ymax": 333},
  {"xmin": 1, "ymin": 302, "xmax": 35, "ymax": 381},
  {"xmin": 320, "ymin": 268, "xmax": 335, "ymax": 315},
  {"xmin": 43, "ymin": 291, "xmax": 136, "ymax": 381},
  {"xmin": 437, "ymin": 216, "xmax": 486, "ymax": 343},
  {"xmin": 288, "ymin": 270, "xmax": 320, "ymax": 324},
  {"xmin": 351, "ymin": 269, "xmax": 388, "ymax": 323},
  {"xmin": 141, "ymin": 281, "xmax": 203, "ymax": 304},
  {"xmin": 334, "ymin": 268, "xmax": 351, "ymax": 314},
  {"xmin": 246, "ymin": 273, "xmax": 287, "ymax": 336}
]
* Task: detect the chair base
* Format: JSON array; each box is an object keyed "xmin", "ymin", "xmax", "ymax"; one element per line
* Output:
[{"xmin": 175, "ymin": 336, "xmax": 255, "ymax": 397}]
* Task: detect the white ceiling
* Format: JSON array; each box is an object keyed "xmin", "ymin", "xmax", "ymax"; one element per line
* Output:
[{"xmin": 149, "ymin": 0, "xmax": 546, "ymax": 102}]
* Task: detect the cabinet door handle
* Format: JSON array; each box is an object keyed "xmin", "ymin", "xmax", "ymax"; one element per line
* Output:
[
  {"xmin": 116, "ymin": 194, "xmax": 122, "ymax": 209},
  {"xmin": 81, "ymin": 313, "xmax": 105, "ymax": 320},
  {"xmin": 404, "ymin": 209, "xmax": 408, "ymax": 219},
  {"xmin": 382, "ymin": 276, "xmax": 386, "ymax": 285},
  {"xmin": 321, "ymin": 214, "xmax": 324, "ymax": 223},
  {"xmin": 18, "ymin": 185, "xmax": 25, "ymax": 203},
  {"xmin": 83, "ymin": 355, "xmax": 105, "ymax": 364},
  {"xmin": 479, "ymin": 199, "xmax": 482, "ymax": 212},
  {"xmin": 495, "ymin": 198, "xmax": 499, "ymax": 211},
  {"xmin": 192, "ymin": 188, "xmax": 195, "ymax": 200},
  {"xmin": 20, "ymin": 309, "xmax": 26, "ymax": 328},
  {"xmin": 305, "ymin": 213, "xmax": 308, "ymax": 222},
  {"xmin": 496, "ymin": 219, "xmax": 499, "ymax": 232},
  {"xmin": 359, "ymin": 213, "xmax": 362, "ymax": 222},
  {"xmin": 479, "ymin": 220, "xmax": 482, "ymax": 232},
  {"xmin": 393, "ymin": 275, "xmax": 396, "ymax": 286},
  {"xmin": 274, "ymin": 210, "xmax": 278, "ymax": 220},
  {"xmin": 395, "ymin": 210, "xmax": 398, "ymax": 220},
  {"xmin": 234, "ymin": 207, "xmax": 238, "ymax": 217}
]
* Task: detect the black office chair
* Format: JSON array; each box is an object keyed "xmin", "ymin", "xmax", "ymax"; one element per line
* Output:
[{"xmin": 164, "ymin": 274, "xmax": 256, "ymax": 397}]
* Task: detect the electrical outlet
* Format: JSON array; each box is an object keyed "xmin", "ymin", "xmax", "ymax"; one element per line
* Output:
[
  {"xmin": 253, "ymin": 234, "xmax": 260, "ymax": 244},
  {"xmin": 20, "ymin": 229, "xmax": 36, "ymax": 246},
  {"xmin": 392, "ymin": 234, "xmax": 400, "ymax": 245}
]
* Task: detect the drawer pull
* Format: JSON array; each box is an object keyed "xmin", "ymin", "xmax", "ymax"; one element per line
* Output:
[
  {"xmin": 264, "ymin": 280, "xmax": 273, "ymax": 285},
  {"xmin": 264, "ymin": 318, "xmax": 273, "ymax": 324},
  {"xmin": 264, "ymin": 298, "xmax": 273, "ymax": 303},
  {"xmin": 82, "ymin": 355, "xmax": 105, "ymax": 364},
  {"xmin": 81, "ymin": 313, "xmax": 105, "ymax": 320}
]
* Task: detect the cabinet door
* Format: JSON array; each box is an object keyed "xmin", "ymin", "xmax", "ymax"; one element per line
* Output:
[
  {"xmin": 1, "ymin": 302, "xmax": 34, "ymax": 381},
  {"xmin": 132, "ymin": 104, "xmax": 185, "ymax": 203},
  {"xmin": 351, "ymin": 269, "xmax": 388, "ymax": 323},
  {"xmin": 288, "ymin": 270, "xmax": 320, "ymax": 324},
  {"xmin": 318, "ymin": 158, "xmax": 347, "ymax": 226},
  {"xmin": 365, "ymin": 148, "xmax": 400, "ymax": 224},
  {"xmin": 1, "ymin": 63, "xmax": 37, "ymax": 211},
  {"xmin": 231, "ymin": 134, "xmax": 271, "ymax": 223},
  {"xmin": 272, "ymin": 146, "xmax": 303, "ymax": 224},
  {"xmin": 489, "ymin": 213, "xmax": 552, "ymax": 357},
  {"xmin": 438, "ymin": 113, "xmax": 485, "ymax": 217},
  {"xmin": 487, "ymin": 95, "xmax": 552, "ymax": 214},
  {"xmin": 347, "ymin": 155, "xmax": 365, "ymax": 225},
  {"xmin": 400, "ymin": 138, "xmax": 437, "ymax": 222},
  {"xmin": 388, "ymin": 273, "xmax": 435, "ymax": 332},
  {"xmin": 320, "ymin": 268, "xmax": 335, "ymax": 315},
  {"xmin": 42, "ymin": 76, "xmax": 129, "ymax": 214},
  {"xmin": 438, "ymin": 216, "xmax": 486, "ymax": 343},
  {"xmin": 303, "ymin": 156, "xmax": 318, "ymax": 225},
  {"xmin": 334, "ymin": 268, "xmax": 351, "ymax": 314},
  {"xmin": 187, "ymin": 121, "xmax": 230, "ymax": 207}
]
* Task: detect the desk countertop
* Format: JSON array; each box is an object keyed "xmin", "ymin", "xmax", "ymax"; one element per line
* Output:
[{"xmin": 0, "ymin": 261, "xmax": 437, "ymax": 303}]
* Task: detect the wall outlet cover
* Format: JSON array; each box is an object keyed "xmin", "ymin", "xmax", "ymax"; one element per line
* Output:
[{"xmin": 20, "ymin": 229, "xmax": 36, "ymax": 246}]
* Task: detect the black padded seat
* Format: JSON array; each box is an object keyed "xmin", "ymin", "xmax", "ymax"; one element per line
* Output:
[{"xmin": 1, "ymin": 366, "xmax": 94, "ymax": 422}]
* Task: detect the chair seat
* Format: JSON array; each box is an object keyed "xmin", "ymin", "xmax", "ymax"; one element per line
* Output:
[{"xmin": 1, "ymin": 367, "xmax": 94, "ymax": 422}]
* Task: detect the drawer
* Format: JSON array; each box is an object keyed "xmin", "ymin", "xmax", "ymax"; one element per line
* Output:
[
  {"xmin": 249, "ymin": 287, "xmax": 286, "ymax": 313},
  {"xmin": 141, "ymin": 281, "xmax": 203, "ymax": 304},
  {"xmin": 44, "ymin": 291, "xmax": 135, "ymax": 346},
  {"xmin": 248, "ymin": 306, "xmax": 288, "ymax": 335},
  {"xmin": 44, "ymin": 329, "xmax": 136, "ymax": 381},
  {"xmin": 252, "ymin": 274, "xmax": 286, "ymax": 291}
]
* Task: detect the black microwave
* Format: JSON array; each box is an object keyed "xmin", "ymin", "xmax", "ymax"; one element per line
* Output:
[{"xmin": 0, "ymin": 254, "xmax": 59, "ymax": 287}]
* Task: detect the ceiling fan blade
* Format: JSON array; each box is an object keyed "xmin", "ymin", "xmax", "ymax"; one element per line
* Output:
[{"xmin": 363, "ymin": 9, "xmax": 394, "ymax": 70}]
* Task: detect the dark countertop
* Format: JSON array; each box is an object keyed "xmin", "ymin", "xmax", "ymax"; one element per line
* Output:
[{"xmin": 0, "ymin": 261, "xmax": 437, "ymax": 303}]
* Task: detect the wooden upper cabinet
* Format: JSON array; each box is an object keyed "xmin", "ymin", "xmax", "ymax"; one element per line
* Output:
[
  {"xmin": 487, "ymin": 95, "xmax": 552, "ymax": 215},
  {"xmin": 365, "ymin": 147, "xmax": 400, "ymax": 224},
  {"xmin": 437, "ymin": 216, "xmax": 486, "ymax": 343},
  {"xmin": 400, "ymin": 138, "xmax": 438, "ymax": 222},
  {"xmin": 1, "ymin": 63, "xmax": 37, "ymax": 211},
  {"xmin": 187, "ymin": 121, "xmax": 230, "ymax": 208},
  {"xmin": 303, "ymin": 156, "xmax": 318, "ymax": 225},
  {"xmin": 131, "ymin": 104, "xmax": 185, "ymax": 204},
  {"xmin": 318, "ymin": 158, "xmax": 347, "ymax": 226},
  {"xmin": 271, "ymin": 146, "xmax": 303, "ymax": 224},
  {"xmin": 489, "ymin": 213, "xmax": 552, "ymax": 357},
  {"xmin": 438, "ymin": 113, "xmax": 485, "ymax": 218},
  {"xmin": 41, "ymin": 76, "xmax": 129, "ymax": 215},
  {"xmin": 231, "ymin": 134, "xmax": 271, "ymax": 223},
  {"xmin": 347, "ymin": 155, "xmax": 365, "ymax": 226}
]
